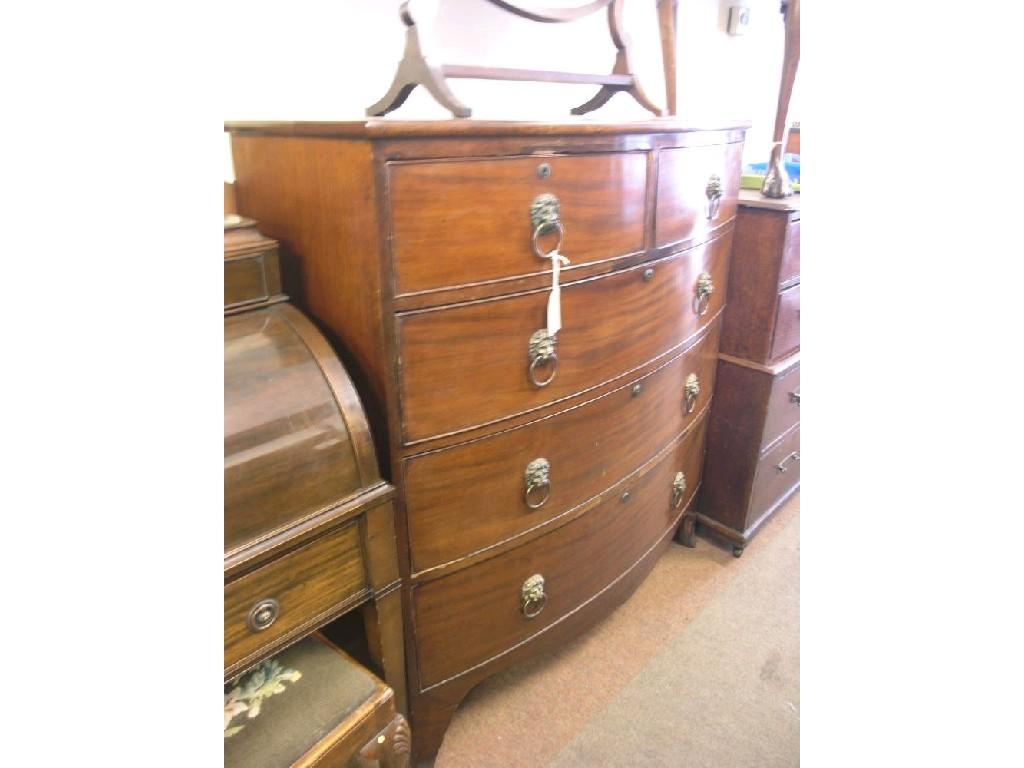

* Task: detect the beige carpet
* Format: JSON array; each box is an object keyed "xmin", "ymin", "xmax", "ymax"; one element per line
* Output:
[{"xmin": 434, "ymin": 493, "xmax": 800, "ymax": 767}]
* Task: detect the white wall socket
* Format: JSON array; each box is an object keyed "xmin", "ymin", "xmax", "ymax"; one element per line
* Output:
[{"xmin": 728, "ymin": 5, "xmax": 751, "ymax": 36}]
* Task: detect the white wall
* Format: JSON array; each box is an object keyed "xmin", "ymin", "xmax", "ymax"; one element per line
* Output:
[{"xmin": 223, "ymin": 0, "xmax": 797, "ymax": 178}]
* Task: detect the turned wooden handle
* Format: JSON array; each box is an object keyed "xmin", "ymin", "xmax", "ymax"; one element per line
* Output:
[{"xmin": 770, "ymin": 0, "xmax": 801, "ymax": 165}]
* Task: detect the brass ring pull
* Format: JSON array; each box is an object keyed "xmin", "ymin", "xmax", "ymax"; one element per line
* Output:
[
  {"xmin": 247, "ymin": 598, "xmax": 279, "ymax": 633},
  {"xmin": 790, "ymin": 388, "xmax": 800, "ymax": 405},
  {"xmin": 528, "ymin": 329, "xmax": 558, "ymax": 387},
  {"xmin": 521, "ymin": 574, "xmax": 547, "ymax": 619},
  {"xmin": 684, "ymin": 373, "xmax": 701, "ymax": 414},
  {"xmin": 524, "ymin": 458, "xmax": 551, "ymax": 510},
  {"xmin": 706, "ymin": 174, "xmax": 723, "ymax": 220},
  {"xmin": 532, "ymin": 221, "xmax": 565, "ymax": 259},
  {"xmin": 694, "ymin": 272, "xmax": 714, "ymax": 316},
  {"xmin": 776, "ymin": 451, "xmax": 800, "ymax": 473},
  {"xmin": 672, "ymin": 471, "xmax": 687, "ymax": 508},
  {"xmin": 530, "ymin": 193, "xmax": 563, "ymax": 258}
]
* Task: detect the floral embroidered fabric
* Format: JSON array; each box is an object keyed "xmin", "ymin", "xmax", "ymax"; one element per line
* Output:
[{"xmin": 224, "ymin": 658, "xmax": 302, "ymax": 738}]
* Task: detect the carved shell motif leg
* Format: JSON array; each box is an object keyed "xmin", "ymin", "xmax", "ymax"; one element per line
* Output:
[{"xmin": 357, "ymin": 713, "xmax": 412, "ymax": 768}]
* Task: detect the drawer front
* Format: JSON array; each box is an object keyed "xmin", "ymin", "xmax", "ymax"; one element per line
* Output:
[
  {"xmin": 224, "ymin": 250, "xmax": 282, "ymax": 309},
  {"xmin": 412, "ymin": 416, "xmax": 707, "ymax": 689},
  {"xmin": 224, "ymin": 522, "xmax": 366, "ymax": 673},
  {"xmin": 655, "ymin": 142, "xmax": 743, "ymax": 248},
  {"xmin": 397, "ymin": 230, "xmax": 731, "ymax": 443},
  {"xmin": 388, "ymin": 153, "xmax": 647, "ymax": 296},
  {"xmin": 404, "ymin": 322, "xmax": 721, "ymax": 573},
  {"xmin": 770, "ymin": 284, "xmax": 800, "ymax": 361},
  {"xmin": 778, "ymin": 217, "xmax": 800, "ymax": 286},
  {"xmin": 749, "ymin": 425, "xmax": 800, "ymax": 523},
  {"xmin": 762, "ymin": 362, "xmax": 800, "ymax": 447}
]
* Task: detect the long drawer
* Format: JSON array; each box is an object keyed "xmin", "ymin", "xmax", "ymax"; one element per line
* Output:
[
  {"xmin": 403, "ymin": 322, "xmax": 720, "ymax": 573},
  {"xmin": 411, "ymin": 415, "xmax": 707, "ymax": 690},
  {"xmin": 762, "ymin": 361, "xmax": 800, "ymax": 447},
  {"xmin": 656, "ymin": 141, "xmax": 743, "ymax": 249},
  {"xmin": 397, "ymin": 230, "xmax": 731, "ymax": 443},
  {"xmin": 388, "ymin": 152, "xmax": 647, "ymax": 296},
  {"xmin": 749, "ymin": 424, "xmax": 800, "ymax": 522},
  {"xmin": 224, "ymin": 522, "xmax": 367, "ymax": 675}
]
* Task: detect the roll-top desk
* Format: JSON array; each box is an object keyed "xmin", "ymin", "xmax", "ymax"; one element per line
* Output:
[
  {"xmin": 227, "ymin": 120, "xmax": 746, "ymax": 763},
  {"xmin": 224, "ymin": 217, "xmax": 409, "ymax": 729}
]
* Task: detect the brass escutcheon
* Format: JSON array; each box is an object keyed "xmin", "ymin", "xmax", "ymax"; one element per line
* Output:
[
  {"xmin": 684, "ymin": 373, "xmax": 700, "ymax": 414},
  {"xmin": 528, "ymin": 329, "xmax": 558, "ymax": 387},
  {"xmin": 673, "ymin": 471, "xmax": 687, "ymax": 508},
  {"xmin": 524, "ymin": 458, "xmax": 551, "ymax": 510},
  {"xmin": 695, "ymin": 272, "xmax": 714, "ymax": 315},
  {"xmin": 521, "ymin": 574, "xmax": 547, "ymax": 619}
]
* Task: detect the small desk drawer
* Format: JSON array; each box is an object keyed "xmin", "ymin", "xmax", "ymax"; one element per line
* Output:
[
  {"xmin": 397, "ymin": 230, "xmax": 731, "ymax": 443},
  {"xmin": 411, "ymin": 417, "xmax": 707, "ymax": 690},
  {"xmin": 770, "ymin": 284, "xmax": 800, "ymax": 362},
  {"xmin": 224, "ymin": 522, "xmax": 367, "ymax": 675},
  {"xmin": 656, "ymin": 142, "xmax": 743, "ymax": 248},
  {"xmin": 388, "ymin": 152, "xmax": 647, "ymax": 296},
  {"xmin": 750, "ymin": 425, "xmax": 800, "ymax": 521},
  {"xmin": 762, "ymin": 361, "xmax": 800, "ymax": 447},
  {"xmin": 403, "ymin": 322, "xmax": 720, "ymax": 573}
]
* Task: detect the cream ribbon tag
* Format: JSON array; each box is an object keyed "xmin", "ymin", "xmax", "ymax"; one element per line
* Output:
[{"xmin": 546, "ymin": 249, "xmax": 570, "ymax": 335}]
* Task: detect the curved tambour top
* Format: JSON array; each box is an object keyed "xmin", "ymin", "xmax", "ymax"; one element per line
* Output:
[{"xmin": 224, "ymin": 302, "xmax": 381, "ymax": 555}]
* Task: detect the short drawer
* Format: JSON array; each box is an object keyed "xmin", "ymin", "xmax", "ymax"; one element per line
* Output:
[
  {"xmin": 224, "ymin": 250, "xmax": 282, "ymax": 310},
  {"xmin": 224, "ymin": 522, "xmax": 367, "ymax": 675},
  {"xmin": 388, "ymin": 152, "xmax": 647, "ymax": 296},
  {"xmin": 778, "ymin": 217, "xmax": 800, "ymax": 286},
  {"xmin": 397, "ymin": 230, "xmax": 731, "ymax": 443},
  {"xmin": 770, "ymin": 284, "xmax": 800, "ymax": 361},
  {"xmin": 749, "ymin": 425, "xmax": 800, "ymax": 522},
  {"xmin": 656, "ymin": 141, "xmax": 743, "ymax": 248},
  {"xmin": 403, "ymin": 322, "xmax": 721, "ymax": 572},
  {"xmin": 411, "ymin": 416, "xmax": 707, "ymax": 689},
  {"xmin": 761, "ymin": 361, "xmax": 800, "ymax": 447}
]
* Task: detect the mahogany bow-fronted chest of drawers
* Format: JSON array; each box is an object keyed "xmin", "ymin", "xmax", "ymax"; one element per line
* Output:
[
  {"xmin": 696, "ymin": 191, "xmax": 800, "ymax": 556},
  {"xmin": 227, "ymin": 120, "xmax": 746, "ymax": 763}
]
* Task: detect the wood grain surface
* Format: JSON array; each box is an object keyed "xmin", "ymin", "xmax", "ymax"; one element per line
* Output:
[
  {"xmin": 224, "ymin": 522, "xmax": 367, "ymax": 676},
  {"xmin": 403, "ymin": 321, "xmax": 720, "ymax": 574},
  {"xmin": 224, "ymin": 306, "xmax": 362, "ymax": 551},
  {"xmin": 411, "ymin": 415, "xmax": 707, "ymax": 690},
  {"xmin": 656, "ymin": 141, "xmax": 743, "ymax": 249},
  {"xmin": 388, "ymin": 152, "xmax": 646, "ymax": 296},
  {"xmin": 397, "ymin": 230, "xmax": 731, "ymax": 443}
]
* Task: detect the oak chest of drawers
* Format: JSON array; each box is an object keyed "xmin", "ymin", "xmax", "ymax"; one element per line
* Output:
[
  {"xmin": 227, "ymin": 120, "xmax": 746, "ymax": 763},
  {"xmin": 697, "ymin": 191, "xmax": 800, "ymax": 556}
]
